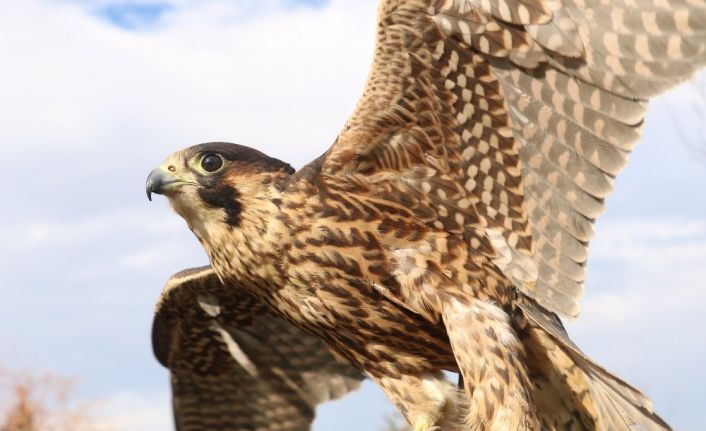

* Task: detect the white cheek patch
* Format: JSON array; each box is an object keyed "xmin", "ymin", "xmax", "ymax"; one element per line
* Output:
[{"xmin": 167, "ymin": 186, "xmax": 226, "ymax": 237}]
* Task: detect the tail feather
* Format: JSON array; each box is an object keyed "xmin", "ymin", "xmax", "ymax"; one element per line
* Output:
[
  {"xmin": 525, "ymin": 324, "xmax": 598, "ymax": 430},
  {"xmin": 518, "ymin": 298, "xmax": 671, "ymax": 431},
  {"xmin": 579, "ymin": 358, "xmax": 670, "ymax": 431}
]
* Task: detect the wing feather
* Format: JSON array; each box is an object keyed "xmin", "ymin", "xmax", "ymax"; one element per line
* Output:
[
  {"xmin": 317, "ymin": 0, "xmax": 705, "ymax": 317},
  {"xmin": 152, "ymin": 266, "xmax": 364, "ymax": 431}
]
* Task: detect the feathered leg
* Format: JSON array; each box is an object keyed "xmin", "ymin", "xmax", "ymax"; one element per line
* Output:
[
  {"xmin": 371, "ymin": 371, "xmax": 467, "ymax": 431},
  {"xmin": 442, "ymin": 297, "xmax": 539, "ymax": 431}
]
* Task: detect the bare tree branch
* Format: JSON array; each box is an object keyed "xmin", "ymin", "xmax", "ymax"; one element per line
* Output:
[
  {"xmin": 0, "ymin": 368, "xmax": 107, "ymax": 431},
  {"xmin": 666, "ymin": 71, "xmax": 706, "ymax": 163}
]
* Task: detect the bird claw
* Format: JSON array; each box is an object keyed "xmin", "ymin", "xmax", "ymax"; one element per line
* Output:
[{"xmin": 414, "ymin": 421, "xmax": 441, "ymax": 431}]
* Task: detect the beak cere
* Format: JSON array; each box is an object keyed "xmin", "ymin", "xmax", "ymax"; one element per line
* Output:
[{"xmin": 146, "ymin": 168, "xmax": 178, "ymax": 201}]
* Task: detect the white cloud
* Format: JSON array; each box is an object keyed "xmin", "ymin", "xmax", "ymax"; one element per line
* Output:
[
  {"xmin": 564, "ymin": 216, "xmax": 706, "ymax": 430},
  {"xmin": 2, "ymin": 211, "xmax": 182, "ymax": 248},
  {"xmin": 91, "ymin": 390, "xmax": 172, "ymax": 431},
  {"xmin": 577, "ymin": 219, "xmax": 706, "ymax": 328},
  {"xmin": 0, "ymin": 0, "xmax": 376, "ymax": 163},
  {"xmin": 120, "ymin": 243, "xmax": 193, "ymax": 269}
]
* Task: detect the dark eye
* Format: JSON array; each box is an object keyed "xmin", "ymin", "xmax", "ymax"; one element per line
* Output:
[{"xmin": 201, "ymin": 154, "xmax": 223, "ymax": 173}]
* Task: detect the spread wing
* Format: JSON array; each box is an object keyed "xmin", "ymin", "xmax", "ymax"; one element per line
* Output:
[
  {"xmin": 152, "ymin": 266, "xmax": 364, "ymax": 431},
  {"xmin": 319, "ymin": 0, "xmax": 706, "ymax": 318}
]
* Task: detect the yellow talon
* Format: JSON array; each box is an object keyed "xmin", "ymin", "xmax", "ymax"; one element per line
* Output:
[{"xmin": 414, "ymin": 416, "xmax": 440, "ymax": 431}]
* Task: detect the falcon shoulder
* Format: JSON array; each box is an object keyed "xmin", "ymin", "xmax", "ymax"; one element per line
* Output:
[
  {"xmin": 308, "ymin": 0, "xmax": 706, "ymax": 318},
  {"xmin": 152, "ymin": 266, "xmax": 364, "ymax": 431}
]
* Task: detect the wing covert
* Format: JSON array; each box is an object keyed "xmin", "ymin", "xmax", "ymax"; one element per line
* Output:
[{"xmin": 318, "ymin": 0, "xmax": 706, "ymax": 317}]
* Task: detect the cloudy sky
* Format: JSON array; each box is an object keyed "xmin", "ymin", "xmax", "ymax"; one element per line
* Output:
[{"xmin": 0, "ymin": 0, "xmax": 704, "ymax": 430}]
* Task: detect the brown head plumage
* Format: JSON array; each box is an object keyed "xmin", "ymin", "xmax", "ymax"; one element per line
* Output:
[{"xmin": 147, "ymin": 142, "xmax": 293, "ymax": 233}]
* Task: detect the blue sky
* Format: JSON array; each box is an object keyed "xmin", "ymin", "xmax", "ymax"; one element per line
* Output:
[
  {"xmin": 0, "ymin": 1, "xmax": 704, "ymax": 429},
  {"xmin": 100, "ymin": 3, "xmax": 173, "ymax": 29},
  {"xmin": 95, "ymin": 0, "xmax": 329, "ymax": 29}
]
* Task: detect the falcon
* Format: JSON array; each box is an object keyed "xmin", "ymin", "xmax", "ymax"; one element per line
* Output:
[
  {"xmin": 146, "ymin": 0, "xmax": 706, "ymax": 429},
  {"xmin": 152, "ymin": 266, "xmax": 364, "ymax": 430}
]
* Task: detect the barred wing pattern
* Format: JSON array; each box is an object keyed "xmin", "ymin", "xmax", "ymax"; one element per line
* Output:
[
  {"xmin": 322, "ymin": 0, "xmax": 706, "ymax": 317},
  {"xmin": 152, "ymin": 267, "xmax": 364, "ymax": 431}
]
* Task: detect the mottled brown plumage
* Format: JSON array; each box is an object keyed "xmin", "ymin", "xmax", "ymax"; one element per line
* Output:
[
  {"xmin": 147, "ymin": 1, "xmax": 705, "ymax": 429},
  {"xmin": 152, "ymin": 266, "xmax": 364, "ymax": 430}
]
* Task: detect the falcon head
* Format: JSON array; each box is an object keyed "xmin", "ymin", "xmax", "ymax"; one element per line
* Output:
[{"xmin": 146, "ymin": 143, "xmax": 294, "ymax": 231}]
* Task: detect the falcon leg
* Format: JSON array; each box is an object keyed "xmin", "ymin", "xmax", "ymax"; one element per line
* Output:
[
  {"xmin": 372, "ymin": 371, "xmax": 467, "ymax": 431},
  {"xmin": 442, "ymin": 297, "xmax": 538, "ymax": 430}
]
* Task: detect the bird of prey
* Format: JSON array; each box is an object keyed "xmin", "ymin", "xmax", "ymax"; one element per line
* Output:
[
  {"xmin": 146, "ymin": 0, "xmax": 706, "ymax": 429},
  {"xmin": 152, "ymin": 266, "xmax": 364, "ymax": 430}
]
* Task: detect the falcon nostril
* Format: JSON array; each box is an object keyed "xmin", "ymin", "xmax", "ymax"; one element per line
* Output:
[{"xmin": 168, "ymin": 165, "xmax": 177, "ymax": 172}]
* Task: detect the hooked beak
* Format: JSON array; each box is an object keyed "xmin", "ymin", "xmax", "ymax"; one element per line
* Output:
[{"xmin": 146, "ymin": 168, "xmax": 180, "ymax": 201}]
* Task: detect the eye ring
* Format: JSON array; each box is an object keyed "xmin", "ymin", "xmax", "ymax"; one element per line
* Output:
[{"xmin": 200, "ymin": 153, "xmax": 224, "ymax": 173}]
